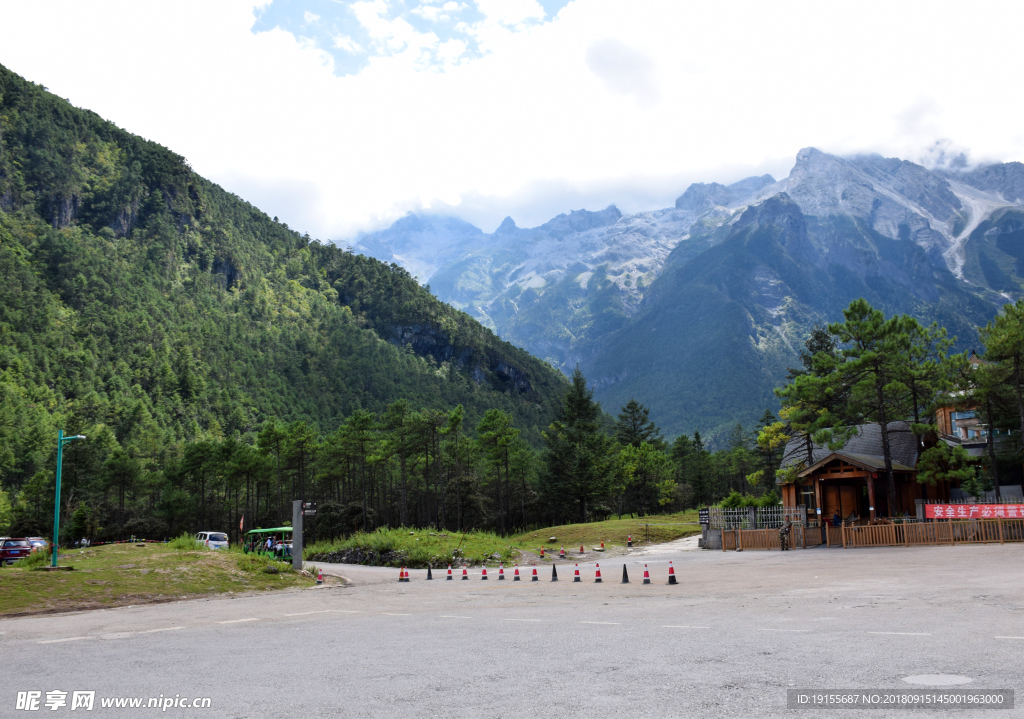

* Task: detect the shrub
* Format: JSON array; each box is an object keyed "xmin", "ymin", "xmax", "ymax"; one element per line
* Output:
[
  {"xmin": 13, "ymin": 547, "xmax": 51, "ymax": 569},
  {"xmin": 168, "ymin": 533, "xmax": 205, "ymax": 551},
  {"xmin": 236, "ymin": 553, "xmax": 291, "ymax": 574}
]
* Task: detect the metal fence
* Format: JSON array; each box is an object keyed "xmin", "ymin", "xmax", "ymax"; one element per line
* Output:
[{"xmin": 707, "ymin": 506, "xmax": 805, "ymax": 529}]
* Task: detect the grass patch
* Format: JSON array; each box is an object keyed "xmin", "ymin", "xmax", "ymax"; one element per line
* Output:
[
  {"xmin": 513, "ymin": 510, "xmax": 701, "ymax": 554},
  {"xmin": 12, "ymin": 548, "xmax": 52, "ymax": 570},
  {"xmin": 168, "ymin": 532, "xmax": 206, "ymax": 551},
  {"xmin": 0, "ymin": 542, "xmax": 314, "ymax": 616},
  {"xmin": 305, "ymin": 527, "xmax": 516, "ymax": 568},
  {"xmin": 305, "ymin": 511, "xmax": 701, "ymax": 567}
]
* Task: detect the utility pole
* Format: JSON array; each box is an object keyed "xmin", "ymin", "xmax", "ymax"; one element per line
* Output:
[{"xmin": 53, "ymin": 430, "xmax": 87, "ymax": 567}]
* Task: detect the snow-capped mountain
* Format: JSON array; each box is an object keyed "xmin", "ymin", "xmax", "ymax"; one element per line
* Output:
[{"xmin": 351, "ymin": 148, "xmax": 1024, "ymax": 439}]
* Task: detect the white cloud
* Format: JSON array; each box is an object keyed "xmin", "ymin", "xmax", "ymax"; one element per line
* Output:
[
  {"xmin": 585, "ymin": 38, "xmax": 658, "ymax": 106},
  {"xmin": 0, "ymin": 0, "xmax": 1022, "ymax": 243},
  {"xmin": 303, "ymin": 10, "xmax": 320, "ymax": 23}
]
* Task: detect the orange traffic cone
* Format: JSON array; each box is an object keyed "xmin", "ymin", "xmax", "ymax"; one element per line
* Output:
[
  {"xmin": 642, "ymin": 564, "xmax": 651, "ymax": 585},
  {"xmin": 559, "ymin": 546, "xmax": 565, "ymax": 559},
  {"xmin": 316, "ymin": 569, "xmax": 324, "ymax": 585},
  {"xmin": 579, "ymin": 544, "xmax": 585, "ymax": 555},
  {"xmin": 461, "ymin": 566, "xmax": 469, "ymax": 580},
  {"xmin": 531, "ymin": 566, "xmax": 539, "ymax": 581},
  {"xmin": 498, "ymin": 564, "xmax": 506, "ymax": 581},
  {"xmin": 513, "ymin": 564, "xmax": 521, "ymax": 581},
  {"xmin": 573, "ymin": 564, "xmax": 581, "ymax": 582},
  {"xmin": 668, "ymin": 561, "xmax": 677, "ymax": 585},
  {"xmin": 540, "ymin": 547, "xmax": 545, "ymax": 558},
  {"xmin": 398, "ymin": 566, "xmax": 408, "ymax": 583},
  {"xmin": 600, "ymin": 540, "xmax": 605, "ymax": 550},
  {"xmin": 481, "ymin": 566, "xmax": 489, "ymax": 580},
  {"xmin": 595, "ymin": 563, "xmax": 602, "ymax": 583},
  {"xmin": 447, "ymin": 565, "xmax": 453, "ymax": 581},
  {"xmin": 627, "ymin": 534, "xmax": 633, "ymax": 548}
]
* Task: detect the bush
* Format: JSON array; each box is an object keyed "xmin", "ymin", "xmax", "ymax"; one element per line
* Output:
[
  {"xmin": 235, "ymin": 553, "xmax": 291, "ymax": 574},
  {"xmin": 168, "ymin": 533, "xmax": 205, "ymax": 551},
  {"xmin": 12, "ymin": 547, "xmax": 51, "ymax": 569}
]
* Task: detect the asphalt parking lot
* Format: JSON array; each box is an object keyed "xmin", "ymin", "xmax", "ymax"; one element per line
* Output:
[{"xmin": 3, "ymin": 543, "xmax": 1022, "ymax": 718}]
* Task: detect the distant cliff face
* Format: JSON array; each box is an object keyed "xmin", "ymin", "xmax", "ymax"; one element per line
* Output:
[{"xmin": 352, "ymin": 148, "xmax": 1024, "ymax": 440}]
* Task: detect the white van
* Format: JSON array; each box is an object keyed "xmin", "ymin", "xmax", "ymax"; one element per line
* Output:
[{"xmin": 196, "ymin": 531, "xmax": 229, "ymax": 550}]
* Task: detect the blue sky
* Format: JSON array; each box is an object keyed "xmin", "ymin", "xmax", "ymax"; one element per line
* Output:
[
  {"xmin": 252, "ymin": 0, "xmax": 571, "ymax": 75},
  {"xmin": 1, "ymin": 1, "xmax": 1022, "ymax": 241}
]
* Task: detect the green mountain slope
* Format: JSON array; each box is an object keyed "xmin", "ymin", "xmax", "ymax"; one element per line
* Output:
[{"xmin": 0, "ymin": 64, "xmax": 567, "ymax": 489}]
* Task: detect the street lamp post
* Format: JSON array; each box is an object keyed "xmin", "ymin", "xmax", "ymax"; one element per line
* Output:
[{"xmin": 53, "ymin": 430, "xmax": 86, "ymax": 568}]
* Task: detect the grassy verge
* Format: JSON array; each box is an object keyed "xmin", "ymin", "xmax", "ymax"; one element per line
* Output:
[
  {"xmin": 514, "ymin": 510, "xmax": 701, "ymax": 555},
  {"xmin": 305, "ymin": 510, "xmax": 701, "ymax": 568},
  {"xmin": 0, "ymin": 541, "xmax": 314, "ymax": 616}
]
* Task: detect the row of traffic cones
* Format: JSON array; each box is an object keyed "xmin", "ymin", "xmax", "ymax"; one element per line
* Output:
[{"xmin": 403, "ymin": 562, "xmax": 679, "ymax": 584}]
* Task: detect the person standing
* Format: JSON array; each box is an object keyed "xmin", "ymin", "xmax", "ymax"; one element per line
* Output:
[{"xmin": 779, "ymin": 516, "xmax": 792, "ymax": 551}]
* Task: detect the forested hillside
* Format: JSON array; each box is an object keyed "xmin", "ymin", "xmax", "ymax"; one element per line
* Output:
[{"xmin": 0, "ymin": 65, "xmax": 568, "ymax": 538}]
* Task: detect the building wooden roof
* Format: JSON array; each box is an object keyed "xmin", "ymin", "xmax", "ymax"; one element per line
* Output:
[{"xmin": 779, "ymin": 421, "xmax": 920, "ymax": 482}]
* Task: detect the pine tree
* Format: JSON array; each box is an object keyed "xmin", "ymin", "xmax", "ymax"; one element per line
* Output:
[
  {"xmin": 541, "ymin": 367, "xmax": 610, "ymax": 524},
  {"xmin": 614, "ymin": 399, "xmax": 662, "ymax": 449}
]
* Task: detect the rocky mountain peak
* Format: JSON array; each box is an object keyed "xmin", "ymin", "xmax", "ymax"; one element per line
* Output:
[
  {"xmin": 496, "ymin": 216, "xmax": 518, "ymax": 234},
  {"xmin": 675, "ymin": 182, "xmax": 733, "ymax": 212}
]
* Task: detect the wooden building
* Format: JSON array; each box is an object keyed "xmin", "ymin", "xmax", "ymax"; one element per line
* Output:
[{"xmin": 778, "ymin": 421, "xmax": 951, "ymax": 522}]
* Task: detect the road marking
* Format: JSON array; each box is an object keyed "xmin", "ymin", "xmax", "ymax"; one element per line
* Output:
[
  {"xmin": 757, "ymin": 628, "xmax": 810, "ymax": 632},
  {"xmin": 285, "ymin": 610, "xmax": 332, "ymax": 616},
  {"xmin": 39, "ymin": 636, "xmax": 92, "ymax": 644},
  {"xmin": 140, "ymin": 627, "xmax": 184, "ymax": 633},
  {"xmin": 662, "ymin": 625, "xmax": 709, "ymax": 629},
  {"xmin": 995, "ymin": 636, "xmax": 1024, "ymax": 640},
  {"xmin": 503, "ymin": 618, "xmax": 542, "ymax": 622},
  {"xmin": 332, "ymin": 610, "xmax": 360, "ymax": 613},
  {"xmin": 218, "ymin": 618, "xmax": 260, "ymax": 624},
  {"xmin": 382, "ymin": 613, "xmax": 411, "ymax": 616},
  {"xmin": 867, "ymin": 631, "xmax": 931, "ymax": 636},
  {"xmin": 441, "ymin": 615, "xmax": 472, "ymax": 619},
  {"xmin": 580, "ymin": 621, "xmax": 620, "ymax": 625}
]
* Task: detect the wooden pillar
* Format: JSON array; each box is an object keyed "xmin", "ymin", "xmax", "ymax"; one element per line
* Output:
[
  {"xmin": 998, "ymin": 518, "xmax": 1004, "ymax": 545},
  {"xmin": 866, "ymin": 476, "xmax": 877, "ymax": 521},
  {"xmin": 814, "ymin": 478, "xmax": 825, "ymax": 543}
]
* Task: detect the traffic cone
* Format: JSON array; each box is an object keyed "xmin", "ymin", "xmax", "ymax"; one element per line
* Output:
[
  {"xmin": 621, "ymin": 564, "xmax": 629, "ymax": 584},
  {"xmin": 595, "ymin": 563, "xmax": 602, "ymax": 583},
  {"xmin": 540, "ymin": 547, "xmax": 545, "ymax": 558},
  {"xmin": 579, "ymin": 544, "xmax": 585, "ymax": 555},
  {"xmin": 481, "ymin": 566, "xmax": 489, "ymax": 580},
  {"xmin": 642, "ymin": 564, "xmax": 651, "ymax": 585},
  {"xmin": 461, "ymin": 566, "xmax": 469, "ymax": 580},
  {"xmin": 559, "ymin": 546, "xmax": 565, "ymax": 559},
  {"xmin": 551, "ymin": 564, "xmax": 558, "ymax": 582},
  {"xmin": 427, "ymin": 566, "xmax": 433, "ymax": 580},
  {"xmin": 398, "ymin": 567, "xmax": 407, "ymax": 583},
  {"xmin": 600, "ymin": 540, "xmax": 605, "ymax": 550},
  {"xmin": 531, "ymin": 566, "xmax": 539, "ymax": 581},
  {"xmin": 627, "ymin": 534, "xmax": 633, "ymax": 548},
  {"xmin": 498, "ymin": 564, "xmax": 506, "ymax": 581},
  {"xmin": 513, "ymin": 564, "xmax": 521, "ymax": 581},
  {"xmin": 573, "ymin": 564, "xmax": 581, "ymax": 582},
  {"xmin": 668, "ymin": 561, "xmax": 677, "ymax": 585},
  {"xmin": 447, "ymin": 565, "xmax": 453, "ymax": 580},
  {"xmin": 404, "ymin": 568, "xmax": 410, "ymax": 581},
  {"xmin": 316, "ymin": 569, "xmax": 324, "ymax": 585}
]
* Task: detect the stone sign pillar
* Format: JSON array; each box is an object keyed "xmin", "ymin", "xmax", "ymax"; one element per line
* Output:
[{"xmin": 292, "ymin": 499, "xmax": 303, "ymax": 572}]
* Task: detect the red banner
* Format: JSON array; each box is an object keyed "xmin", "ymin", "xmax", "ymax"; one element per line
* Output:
[{"xmin": 926, "ymin": 504, "xmax": 1024, "ymax": 519}]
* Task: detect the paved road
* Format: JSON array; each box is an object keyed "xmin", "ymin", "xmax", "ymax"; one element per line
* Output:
[{"xmin": 3, "ymin": 543, "xmax": 1023, "ymax": 718}]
